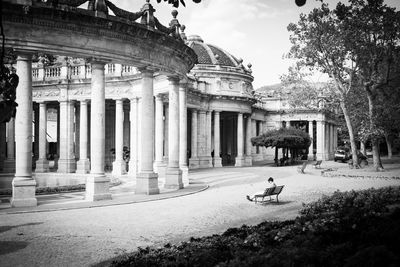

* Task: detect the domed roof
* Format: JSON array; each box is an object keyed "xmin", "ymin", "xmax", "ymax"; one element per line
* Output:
[{"xmin": 187, "ymin": 35, "xmax": 243, "ymax": 68}]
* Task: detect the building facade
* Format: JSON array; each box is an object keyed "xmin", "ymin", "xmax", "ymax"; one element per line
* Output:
[{"xmin": 1, "ymin": 35, "xmax": 337, "ymax": 193}]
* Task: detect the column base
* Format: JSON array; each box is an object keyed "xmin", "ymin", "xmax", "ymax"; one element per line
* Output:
[
  {"xmin": 112, "ymin": 160, "xmax": 127, "ymax": 175},
  {"xmin": 135, "ymin": 172, "xmax": 159, "ymax": 195},
  {"xmin": 85, "ymin": 175, "xmax": 112, "ymax": 201},
  {"xmin": 235, "ymin": 156, "xmax": 245, "ymax": 167},
  {"xmin": 11, "ymin": 177, "xmax": 37, "ymax": 207},
  {"xmin": 76, "ymin": 158, "xmax": 90, "ymax": 174},
  {"xmin": 165, "ymin": 167, "xmax": 183, "ymax": 189},
  {"xmin": 180, "ymin": 165, "xmax": 189, "ymax": 186},
  {"xmin": 128, "ymin": 160, "xmax": 138, "ymax": 177},
  {"xmin": 244, "ymin": 156, "xmax": 253, "ymax": 166},
  {"xmin": 213, "ymin": 157, "xmax": 222, "ymax": 168},
  {"xmin": 3, "ymin": 159, "xmax": 16, "ymax": 173},
  {"xmin": 189, "ymin": 157, "xmax": 199, "ymax": 169},
  {"xmin": 198, "ymin": 156, "xmax": 213, "ymax": 168},
  {"xmin": 35, "ymin": 159, "xmax": 49, "ymax": 173},
  {"xmin": 154, "ymin": 161, "xmax": 167, "ymax": 178},
  {"xmin": 57, "ymin": 158, "xmax": 76, "ymax": 173}
]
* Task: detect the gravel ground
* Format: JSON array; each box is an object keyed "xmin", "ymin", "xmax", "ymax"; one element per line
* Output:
[{"xmin": 0, "ymin": 161, "xmax": 399, "ymax": 267}]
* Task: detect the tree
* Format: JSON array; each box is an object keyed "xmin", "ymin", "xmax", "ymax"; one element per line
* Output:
[
  {"xmin": 156, "ymin": 0, "xmax": 201, "ymax": 8},
  {"xmin": 287, "ymin": 3, "xmax": 361, "ymax": 168},
  {"xmin": 336, "ymin": 0, "xmax": 400, "ymax": 170},
  {"xmin": 251, "ymin": 127, "xmax": 311, "ymax": 166}
]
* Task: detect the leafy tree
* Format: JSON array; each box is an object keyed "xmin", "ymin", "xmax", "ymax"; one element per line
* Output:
[
  {"xmin": 287, "ymin": 3, "xmax": 361, "ymax": 167},
  {"xmin": 251, "ymin": 127, "xmax": 311, "ymax": 165},
  {"xmin": 336, "ymin": 0, "xmax": 400, "ymax": 170}
]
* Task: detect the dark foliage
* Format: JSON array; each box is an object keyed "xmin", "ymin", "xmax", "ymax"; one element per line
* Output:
[
  {"xmin": 111, "ymin": 187, "xmax": 400, "ymax": 267},
  {"xmin": 251, "ymin": 127, "xmax": 311, "ymax": 149}
]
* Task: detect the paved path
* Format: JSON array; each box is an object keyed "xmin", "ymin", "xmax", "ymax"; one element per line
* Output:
[{"xmin": 0, "ymin": 163, "xmax": 399, "ymax": 267}]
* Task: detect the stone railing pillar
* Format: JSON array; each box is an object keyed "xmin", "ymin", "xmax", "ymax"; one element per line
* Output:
[
  {"xmin": 35, "ymin": 102, "xmax": 49, "ymax": 172},
  {"xmin": 11, "ymin": 53, "xmax": 37, "ymax": 207},
  {"xmin": 86, "ymin": 60, "xmax": 111, "ymax": 201},
  {"xmin": 165, "ymin": 76, "xmax": 183, "ymax": 189}
]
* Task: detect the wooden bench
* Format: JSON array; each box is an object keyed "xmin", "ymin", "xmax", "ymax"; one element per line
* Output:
[
  {"xmin": 297, "ymin": 162, "xmax": 308, "ymax": 174},
  {"xmin": 313, "ymin": 160, "xmax": 322, "ymax": 169},
  {"xmin": 254, "ymin": 185, "xmax": 285, "ymax": 203}
]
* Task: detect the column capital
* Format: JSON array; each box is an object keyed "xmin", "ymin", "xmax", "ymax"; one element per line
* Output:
[
  {"xmin": 155, "ymin": 94, "xmax": 164, "ymax": 101},
  {"xmin": 86, "ymin": 58, "xmax": 109, "ymax": 66},
  {"xmin": 167, "ymin": 75, "xmax": 180, "ymax": 83},
  {"xmin": 138, "ymin": 67, "xmax": 156, "ymax": 76},
  {"xmin": 15, "ymin": 51, "xmax": 33, "ymax": 61}
]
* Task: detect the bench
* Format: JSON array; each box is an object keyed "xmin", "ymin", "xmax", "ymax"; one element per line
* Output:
[
  {"xmin": 297, "ymin": 162, "xmax": 308, "ymax": 174},
  {"xmin": 254, "ymin": 185, "xmax": 285, "ymax": 203},
  {"xmin": 313, "ymin": 160, "xmax": 322, "ymax": 169}
]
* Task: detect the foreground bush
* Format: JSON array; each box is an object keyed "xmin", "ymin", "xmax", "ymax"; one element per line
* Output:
[{"xmin": 111, "ymin": 187, "xmax": 400, "ymax": 267}]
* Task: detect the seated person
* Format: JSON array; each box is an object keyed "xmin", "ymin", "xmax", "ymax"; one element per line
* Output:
[{"xmin": 246, "ymin": 177, "xmax": 276, "ymax": 202}]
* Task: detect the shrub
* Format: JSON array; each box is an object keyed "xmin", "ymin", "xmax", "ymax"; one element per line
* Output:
[{"xmin": 111, "ymin": 187, "xmax": 400, "ymax": 267}]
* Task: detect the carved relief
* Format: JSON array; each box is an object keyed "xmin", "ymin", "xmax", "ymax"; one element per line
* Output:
[{"xmin": 33, "ymin": 90, "xmax": 60, "ymax": 98}]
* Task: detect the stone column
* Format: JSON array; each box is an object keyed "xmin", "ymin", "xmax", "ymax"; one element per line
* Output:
[
  {"xmin": 163, "ymin": 104, "xmax": 169, "ymax": 164},
  {"xmin": 3, "ymin": 118, "xmax": 16, "ymax": 172},
  {"xmin": 324, "ymin": 123, "xmax": 330, "ymax": 160},
  {"xmin": 308, "ymin": 120, "xmax": 314, "ymax": 160},
  {"xmin": 213, "ymin": 111, "xmax": 222, "ymax": 167},
  {"xmin": 128, "ymin": 98, "xmax": 139, "ymax": 177},
  {"xmin": 58, "ymin": 100, "xmax": 76, "ymax": 173},
  {"xmin": 189, "ymin": 109, "xmax": 199, "ymax": 169},
  {"xmin": 86, "ymin": 60, "xmax": 111, "ymax": 201},
  {"xmin": 154, "ymin": 94, "xmax": 166, "ymax": 177},
  {"xmin": 329, "ymin": 124, "xmax": 334, "ymax": 159},
  {"xmin": 333, "ymin": 125, "xmax": 338, "ymax": 151},
  {"xmin": 112, "ymin": 99, "xmax": 127, "ymax": 175},
  {"xmin": 11, "ymin": 53, "xmax": 37, "ymax": 207},
  {"xmin": 316, "ymin": 120, "xmax": 326, "ymax": 160},
  {"xmin": 235, "ymin": 113, "xmax": 245, "ymax": 166},
  {"xmin": 206, "ymin": 110, "xmax": 213, "ymax": 167},
  {"xmin": 76, "ymin": 100, "xmax": 90, "ymax": 173},
  {"xmin": 165, "ymin": 77, "xmax": 183, "ymax": 189},
  {"xmin": 179, "ymin": 85, "xmax": 189, "ymax": 185},
  {"xmin": 136, "ymin": 69, "xmax": 159, "ymax": 194},
  {"xmin": 251, "ymin": 119, "xmax": 257, "ymax": 156},
  {"xmin": 245, "ymin": 116, "xmax": 253, "ymax": 166},
  {"xmin": 35, "ymin": 102, "xmax": 49, "ymax": 172},
  {"xmin": 198, "ymin": 110, "xmax": 208, "ymax": 168}
]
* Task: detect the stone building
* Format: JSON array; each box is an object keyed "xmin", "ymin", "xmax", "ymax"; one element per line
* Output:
[
  {"xmin": 1, "ymin": 34, "xmax": 337, "ymax": 188},
  {"xmin": 0, "ymin": 0, "xmax": 337, "ymax": 207}
]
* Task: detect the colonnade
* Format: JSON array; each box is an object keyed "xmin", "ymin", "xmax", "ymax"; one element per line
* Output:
[{"xmin": 4, "ymin": 53, "xmax": 190, "ymax": 207}]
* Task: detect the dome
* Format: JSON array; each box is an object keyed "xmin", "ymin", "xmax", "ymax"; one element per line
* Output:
[{"xmin": 187, "ymin": 35, "xmax": 243, "ymax": 68}]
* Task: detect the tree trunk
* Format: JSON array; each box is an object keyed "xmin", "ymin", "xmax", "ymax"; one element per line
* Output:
[
  {"xmin": 365, "ymin": 89, "xmax": 384, "ymax": 171},
  {"xmin": 340, "ymin": 101, "xmax": 359, "ymax": 168},
  {"xmin": 360, "ymin": 141, "xmax": 366, "ymax": 156},
  {"xmin": 274, "ymin": 147, "xmax": 278, "ymax": 166},
  {"xmin": 385, "ymin": 134, "xmax": 393, "ymax": 159}
]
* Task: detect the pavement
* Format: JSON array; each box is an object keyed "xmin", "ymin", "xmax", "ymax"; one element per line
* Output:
[{"xmin": 0, "ymin": 160, "xmax": 399, "ymax": 267}]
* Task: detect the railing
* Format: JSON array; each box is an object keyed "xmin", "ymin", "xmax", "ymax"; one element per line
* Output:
[{"xmin": 32, "ymin": 64, "xmax": 137, "ymax": 82}]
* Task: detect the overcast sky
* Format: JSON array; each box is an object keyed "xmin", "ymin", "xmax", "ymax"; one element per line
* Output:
[{"xmin": 108, "ymin": 0, "xmax": 400, "ymax": 89}]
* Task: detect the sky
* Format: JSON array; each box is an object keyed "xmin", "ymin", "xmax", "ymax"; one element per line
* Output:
[{"xmin": 109, "ymin": 0, "xmax": 400, "ymax": 89}]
